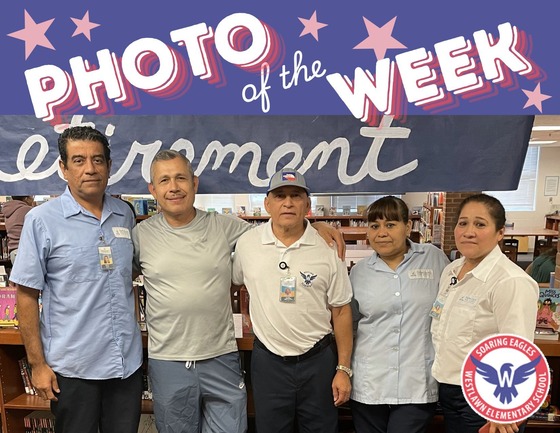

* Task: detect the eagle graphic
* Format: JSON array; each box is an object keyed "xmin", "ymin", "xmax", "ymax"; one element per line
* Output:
[
  {"xmin": 470, "ymin": 354, "xmax": 542, "ymax": 404},
  {"xmin": 300, "ymin": 271, "xmax": 317, "ymax": 287}
]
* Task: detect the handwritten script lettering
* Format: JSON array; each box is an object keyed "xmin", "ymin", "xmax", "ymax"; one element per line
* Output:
[{"xmin": 0, "ymin": 115, "xmax": 416, "ymax": 189}]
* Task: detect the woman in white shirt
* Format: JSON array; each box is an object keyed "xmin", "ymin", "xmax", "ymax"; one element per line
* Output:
[
  {"xmin": 350, "ymin": 196, "xmax": 449, "ymax": 433},
  {"xmin": 431, "ymin": 194, "xmax": 539, "ymax": 433}
]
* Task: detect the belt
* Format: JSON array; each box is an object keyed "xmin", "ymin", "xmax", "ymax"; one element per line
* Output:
[{"xmin": 254, "ymin": 334, "xmax": 333, "ymax": 363}]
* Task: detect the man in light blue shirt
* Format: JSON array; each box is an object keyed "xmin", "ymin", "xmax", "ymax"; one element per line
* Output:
[{"xmin": 10, "ymin": 126, "xmax": 143, "ymax": 433}]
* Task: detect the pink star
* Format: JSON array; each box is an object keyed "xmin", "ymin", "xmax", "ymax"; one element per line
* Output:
[
  {"xmin": 522, "ymin": 83, "xmax": 551, "ymax": 113},
  {"xmin": 71, "ymin": 11, "xmax": 100, "ymax": 41},
  {"xmin": 354, "ymin": 16, "xmax": 406, "ymax": 60},
  {"xmin": 7, "ymin": 9, "xmax": 55, "ymax": 60},
  {"xmin": 298, "ymin": 11, "xmax": 328, "ymax": 41}
]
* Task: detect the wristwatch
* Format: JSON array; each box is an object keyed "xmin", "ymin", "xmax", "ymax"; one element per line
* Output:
[{"xmin": 336, "ymin": 364, "xmax": 353, "ymax": 378}]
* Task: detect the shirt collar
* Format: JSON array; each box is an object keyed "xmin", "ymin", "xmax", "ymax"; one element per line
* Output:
[
  {"xmin": 450, "ymin": 244, "xmax": 503, "ymax": 282},
  {"xmin": 261, "ymin": 219, "xmax": 316, "ymax": 247},
  {"xmin": 60, "ymin": 186, "xmax": 124, "ymax": 219}
]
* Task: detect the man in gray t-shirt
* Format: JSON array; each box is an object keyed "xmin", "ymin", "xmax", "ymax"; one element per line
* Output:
[
  {"xmin": 133, "ymin": 150, "xmax": 250, "ymax": 433},
  {"xmin": 133, "ymin": 150, "xmax": 345, "ymax": 433}
]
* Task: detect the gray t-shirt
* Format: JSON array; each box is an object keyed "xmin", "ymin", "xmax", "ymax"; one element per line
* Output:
[{"xmin": 132, "ymin": 209, "xmax": 250, "ymax": 360}]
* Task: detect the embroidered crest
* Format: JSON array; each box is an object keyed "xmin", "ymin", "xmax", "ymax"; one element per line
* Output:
[{"xmin": 299, "ymin": 271, "xmax": 317, "ymax": 287}]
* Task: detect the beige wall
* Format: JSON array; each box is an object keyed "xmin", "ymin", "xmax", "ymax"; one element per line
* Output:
[
  {"xmin": 508, "ymin": 146, "xmax": 560, "ymax": 230},
  {"xmin": 402, "ymin": 146, "xmax": 560, "ymax": 253}
]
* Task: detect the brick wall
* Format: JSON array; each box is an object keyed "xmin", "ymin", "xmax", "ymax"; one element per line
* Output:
[{"xmin": 441, "ymin": 192, "xmax": 481, "ymax": 256}]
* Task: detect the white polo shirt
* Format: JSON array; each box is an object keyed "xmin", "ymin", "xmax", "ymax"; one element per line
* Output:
[{"xmin": 232, "ymin": 220, "xmax": 352, "ymax": 357}]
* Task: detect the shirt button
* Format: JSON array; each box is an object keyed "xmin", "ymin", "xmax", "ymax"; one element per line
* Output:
[
  {"xmin": 392, "ymin": 346, "xmax": 399, "ymax": 351},
  {"xmin": 393, "ymin": 328, "xmax": 399, "ymax": 334},
  {"xmin": 395, "ymin": 292, "xmax": 401, "ymax": 297},
  {"xmin": 393, "ymin": 275, "xmax": 398, "ymax": 279}
]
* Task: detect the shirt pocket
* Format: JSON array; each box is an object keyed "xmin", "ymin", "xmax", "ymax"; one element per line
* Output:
[
  {"xmin": 446, "ymin": 304, "xmax": 477, "ymax": 346},
  {"xmin": 111, "ymin": 238, "xmax": 134, "ymax": 278},
  {"xmin": 68, "ymin": 246, "xmax": 104, "ymax": 283}
]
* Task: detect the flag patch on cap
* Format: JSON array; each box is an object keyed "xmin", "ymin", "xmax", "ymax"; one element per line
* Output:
[{"xmin": 282, "ymin": 172, "xmax": 297, "ymax": 181}]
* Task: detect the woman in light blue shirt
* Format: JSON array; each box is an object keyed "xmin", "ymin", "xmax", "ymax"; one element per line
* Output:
[{"xmin": 350, "ymin": 196, "xmax": 449, "ymax": 433}]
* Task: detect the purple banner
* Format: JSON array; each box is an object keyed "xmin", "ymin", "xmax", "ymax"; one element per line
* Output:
[{"xmin": 0, "ymin": 1, "xmax": 557, "ymax": 120}]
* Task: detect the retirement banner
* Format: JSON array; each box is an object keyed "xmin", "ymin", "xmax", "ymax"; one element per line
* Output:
[{"xmin": 0, "ymin": 114, "xmax": 532, "ymax": 195}]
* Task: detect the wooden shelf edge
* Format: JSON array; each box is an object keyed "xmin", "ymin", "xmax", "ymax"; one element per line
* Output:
[
  {"xmin": 4, "ymin": 392, "xmax": 154, "ymax": 414},
  {"xmin": 4, "ymin": 394, "xmax": 48, "ymax": 411},
  {"xmin": 0, "ymin": 328, "xmax": 23, "ymax": 345}
]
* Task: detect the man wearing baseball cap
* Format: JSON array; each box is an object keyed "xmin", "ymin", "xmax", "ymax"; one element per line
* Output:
[{"xmin": 232, "ymin": 167, "xmax": 353, "ymax": 433}]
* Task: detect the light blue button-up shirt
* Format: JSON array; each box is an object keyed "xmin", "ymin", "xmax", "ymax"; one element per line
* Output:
[
  {"xmin": 10, "ymin": 188, "xmax": 142, "ymax": 380},
  {"xmin": 350, "ymin": 241, "xmax": 449, "ymax": 404}
]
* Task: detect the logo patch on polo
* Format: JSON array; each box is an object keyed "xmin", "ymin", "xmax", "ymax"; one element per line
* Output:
[{"xmin": 300, "ymin": 271, "xmax": 317, "ymax": 287}]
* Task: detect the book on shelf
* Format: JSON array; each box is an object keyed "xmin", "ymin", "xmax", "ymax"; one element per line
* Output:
[
  {"xmin": 24, "ymin": 410, "xmax": 55, "ymax": 433},
  {"xmin": 142, "ymin": 373, "xmax": 152, "ymax": 400},
  {"xmin": 0, "ymin": 283, "xmax": 18, "ymax": 327},
  {"xmin": 0, "ymin": 237, "xmax": 8, "ymax": 260},
  {"xmin": 19, "ymin": 356, "xmax": 37, "ymax": 395},
  {"xmin": 133, "ymin": 199, "xmax": 149, "ymax": 216},
  {"xmin": 529, "ymin": 405, "xmax": 560, "ymax": 422},
  {"xmin": 536, "ymin": 287, "xmax": 560, "ymax": 333},
  {"xmin": 239, "ymin": 285, "xmax": 252, "ymax": 336},
  {"xmin": 535, "ymin": 327, "xmax": 559, "ymax": 340},
  {"xmin": 134, "ymin": 282, "xmax": 147, "ymax": 332}
]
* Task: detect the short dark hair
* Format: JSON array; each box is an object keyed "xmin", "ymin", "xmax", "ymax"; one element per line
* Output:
[
  {"xmin": 150, "ymin": 149, "xmax": 194, "ymax": 183},
  {"xmin": 58, "ymin": 126, "xmax": 111, "ymax": 167},
  {"xmin": 365, "ymin": 196, "xmax": 409, "ymax": 223},
  {"xmin": 457, "ymin": 193, "xmax": 506, "ymax": 230}
]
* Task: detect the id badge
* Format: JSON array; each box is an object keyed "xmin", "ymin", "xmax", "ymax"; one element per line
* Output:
[
  {"xmin": 429, "ymin": 297, "xmax": 445, "ymax": 318},
  {"xmin": 98, "ymin": 246, "xmax": 115, "ymax": 270},
  {"xmin": 280, "ymin": 276, "xmax": 296, "ymax": 303}
]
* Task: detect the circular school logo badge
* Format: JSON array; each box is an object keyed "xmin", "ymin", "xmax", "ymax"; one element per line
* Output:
[{"xmin": 461, "ymin": 334, "xmax": 550, "ymax": 423}]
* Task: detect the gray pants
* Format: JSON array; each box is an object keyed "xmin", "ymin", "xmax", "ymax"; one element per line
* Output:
[{"xmin": 149, "ymin": 352, "xmax": 247, "ymax": 433}]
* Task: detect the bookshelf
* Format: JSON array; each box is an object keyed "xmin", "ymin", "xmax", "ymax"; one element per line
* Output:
[
  {"xmin": 240, "ymin": 214, "xmax": 366, "ymax": 228},
  {"xmin": 417, "ymin": 192, "xmax": 445, "ymax": 247},
  {"xmin": 240, "ymin": 215, "xmax": 370, "ymax": 244},
  {"xmin": 239, "ymin": 214, "xmax": 422, "ymax": 244}
]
